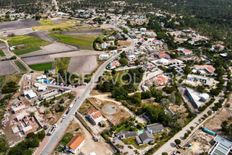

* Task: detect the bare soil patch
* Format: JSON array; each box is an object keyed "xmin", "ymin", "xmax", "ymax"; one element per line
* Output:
[
  {"xmin": 68, "ymin": 55, "xmax": 98, "ymax": 74},
  {"xmin": 0, "ymin": 61, "xmax": 18, "ymax": 75}
]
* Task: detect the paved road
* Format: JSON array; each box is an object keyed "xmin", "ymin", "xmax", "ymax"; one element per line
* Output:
[
  {"xmin": 39, "ymin": 51, "xmax": 123, "ymax": 155},
  {"xmin": 38, "ymin": 24, "xmax": 135, "ymax": 155}
]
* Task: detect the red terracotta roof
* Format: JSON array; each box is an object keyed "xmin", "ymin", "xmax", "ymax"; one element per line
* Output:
[
  {"xmin": 68, "ymin": 134, "xmax": 85, "ymax": 150},
  {"xmin": 87, "ymin": 109, "xmax": 102, "ymax": 119}
]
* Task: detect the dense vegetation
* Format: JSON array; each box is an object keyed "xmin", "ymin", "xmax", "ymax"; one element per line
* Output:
[
  {"xmin": 60, "ymin": 0, "xmax": 232, "ymax": 48},
  {"xmin": 0, "ymin": 0, "xmax": 51, "ymax": 7},
  {"xmin": 8, "ymin": 130, "xmax": 45, "ymax": 155},
  {"xmin": 143, "ymin": 0, "xmax": 232, "ymax": 48}
]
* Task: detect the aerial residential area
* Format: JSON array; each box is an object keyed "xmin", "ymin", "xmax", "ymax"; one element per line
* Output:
[{"xmin": 0, "ymin": 0, "xmax": 231, "ymax": 155}]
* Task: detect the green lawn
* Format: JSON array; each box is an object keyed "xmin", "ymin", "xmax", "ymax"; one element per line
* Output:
[
  {"xmin": 29, "ymin": 62, "xmax": 53, "ymax": 71},
  {"xmin": 0, "ymin": 50, "xmax": 5, "ymax": 57},
  {"xmin": 8, "ymin": 35, "xmax": 49, "ymax": 55},
  {"xmin": 56, "ymin": 132, "xmax": 73, "ymax": 152},
  {"xmin": 122, "ymin": 138, "xmax": 148, "ymax": 149},
  {"xmin": 14, "ymin": 60, "xmax": 27, "ymax": 72},
  {"xmin": 50, "ymin": 33, "xmax": 96, "ymax": 50}
]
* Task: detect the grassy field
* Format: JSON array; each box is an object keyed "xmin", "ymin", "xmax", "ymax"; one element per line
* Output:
[
  {"xmin": 0, "ymin": 50, "xmax": 5, "ymax": 57},
  {"xmin": 14, "ymin": 60, "xmax": 27, "ymax": 72},
  {"xmin": 39, "ymin": 19, "xmax": 54, "ymax": 25},
  {"xmin": 33, "ymin": 20, "xmax": 77, "ymax": 31},
  {"xmin": 50, "ymin": 33, "xmax": 96, "ymax": 50},
  {"xmin": 8, "ymin": 35, "xmax": 48, "ymax": 55},
  {"xmin": 29, "ymin": 62, "xmax": 53, "ymax": 71}
]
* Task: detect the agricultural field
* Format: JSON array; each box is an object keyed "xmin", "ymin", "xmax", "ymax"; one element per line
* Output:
[
  {"xmin": 14, "ymin": 60, "xmax": 27, "ymax": 72},
  {"xmin": 68, "ymin": 55, "xmax": 98, "ymax": 74},
  {"xmin": 50, "ymin": 33, "xmax": 97, "ymax": 50},
  {"xmin": 0, "ymin": 50, "xmax": 5, "ymax": 57},
  {"xmin": 33, "ymin": 20, "xmax": 77, "ymax": 31},
  {"xmin": 0, "ymin": 61, "xmax": 19, "ymax": 75},
  {"xmin": 22, "ymin": 55, "xmax": 53, "ymax": 65},
  {"xmin": 8, "ymin": 35, "xmax": 49, "ymax": 55},
  {"xmin": 29, "ymin": 62, "xmax": 53, "ymax": 71},
  {"xmin": 39, "ymin": 19, "xmax": 54, "ymax": 25}
]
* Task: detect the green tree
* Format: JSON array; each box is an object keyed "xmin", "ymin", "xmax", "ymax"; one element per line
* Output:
[
  {"xmin": 119, "ymin": 57, "xmax": 128, "ymax": 66},
  {"xmin": 174, "ymin": 139, "xmax": 181, "ymax": 145},
  {"xmin": 37, "ymin": 130, "xmax": 45, "ymax": 140},
  {"xmin": 112, "ymin": 87, "xmax": 128, "ymax": 100},
  {"xmin": 0, "ymin": 136, "xmax": 9, "ymax": 154},
  {"xmin": 141, "ymin": 91, "xmax": 151, "ymax": 99},
  {"xmin": 150, "ymin": 87, "xmax": 163, "ymax": 102},
  {"xmin": 2, "ymin": 81, "xmax": 18, "ymax": 94},
  {"xmin": 129, "ymin": 93, "xmax": 141, "ymax": 105}
]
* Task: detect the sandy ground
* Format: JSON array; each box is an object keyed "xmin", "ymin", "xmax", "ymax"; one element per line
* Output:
[
  {"xmin": 90, "ymin": 94, "xmax": 146, "ymax": 124},
  {"xmin": 204, "ymin": 95, "xmax": 232, "ymax": 131},
  {"xmin": 180, "ymin": 94, "xmax": 232, "ymax": 155},
  {"xmin": 74, "ymin": 117, "xmax": 113, "ymax": 155},
  {"xmin": 22, "ymin": 55, "xmax": 54, "ymax": 65},
  {"xmin": 0, "ymin": 61, "xmax": 19, "ymax": 75},
  {"xmin": 88, "ymin": 97, "xmax": 131, "ymax": 125},
  {"xmin": 68, "ymin": 55, "xmax": 98, "ymax": 74}
]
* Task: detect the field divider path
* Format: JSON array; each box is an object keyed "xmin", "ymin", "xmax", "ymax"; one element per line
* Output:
[{"xmin": 0, "ymin": 38, "xmax": 32, "ymax": 72}]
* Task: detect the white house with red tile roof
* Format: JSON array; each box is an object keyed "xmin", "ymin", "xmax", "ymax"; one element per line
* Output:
[
  {"xmin": 86, "ymin": 109, "xmax": 103, "ymax": 125},
  {"xmin": 107, "ymin": 60, "xmax": 120, "ymax": 69},
  {"xmin": 177, "ymin": 47, "xmax": 193, "ymax": 56},
  {"xmin": 157, "ymin": 52, "xmax": 171, "ymax": 59},
  {"xmin": 145, "ymin": 74, "xmax": 169, "ymax": 87},
  {"xmin": 67, "ymin": 134, "xmax": 85, "ymax": 154},
  {"xmin": 153, "ymin": 74, "xmax": 169, "ymax": 86},
  {"xmin": 193, "ymin": 65, "xmax": 215, "ymax": 75}
]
